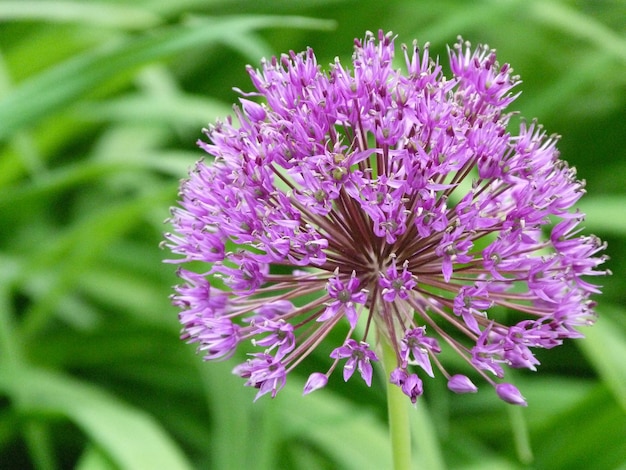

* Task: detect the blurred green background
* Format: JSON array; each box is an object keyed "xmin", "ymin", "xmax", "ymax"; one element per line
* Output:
[{"xmin": 0, "ymin": 0, "xmax": 624, "ymax": 469}]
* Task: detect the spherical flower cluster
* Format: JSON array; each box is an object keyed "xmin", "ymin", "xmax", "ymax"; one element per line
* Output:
[{"xmin": 164, "ymin": 31, "xmax": 608, "ymax": 404}]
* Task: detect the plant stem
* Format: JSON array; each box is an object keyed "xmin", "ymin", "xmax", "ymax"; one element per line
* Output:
[
  {"xmin": 508, "ymin": 400, "xmax": 533, "ymax": 464},
  {"xmin": 381, "ymin": 336, "xmax": 412, "ymax": 470}
]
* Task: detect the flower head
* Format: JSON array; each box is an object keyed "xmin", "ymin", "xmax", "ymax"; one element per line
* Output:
[{"xmin": 165, "ymin": 31, "xmax": 608, "ymax": 404}]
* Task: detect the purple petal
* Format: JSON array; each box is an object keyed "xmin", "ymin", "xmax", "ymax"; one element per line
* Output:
[
  {"xmin": 303, "ymin": 373, "xmax": 329, "ymax": 395},
  {"xmin": 447, "ymin": 374, "xmax": 478, "ymax": 394},
  {"xmin": 496, "ymin": 383, "xmax": 527, "ymax": 406}
]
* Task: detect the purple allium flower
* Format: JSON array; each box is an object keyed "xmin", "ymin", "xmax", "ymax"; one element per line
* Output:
[{"xmin": 164, "ymin": 31, "xmax": 608, "ymax": 404}]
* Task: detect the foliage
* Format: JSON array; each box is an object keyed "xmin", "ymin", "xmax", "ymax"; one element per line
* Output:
[{"xmin": 0, "ymin": 1, "xmax": 624, "ymax": 469}]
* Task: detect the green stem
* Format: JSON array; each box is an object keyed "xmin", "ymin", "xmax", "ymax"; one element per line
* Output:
[
  {"xmin": 381, "ymin": 337, "xmax": 412, "ymax": 470},
  {"xmin": 507, "ymin": 400, "xmax": 533, "ymax": 464}
]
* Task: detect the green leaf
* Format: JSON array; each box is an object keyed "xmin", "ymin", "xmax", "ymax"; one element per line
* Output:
[
  {"xmin": 278, "ymin": 384, "xmax": 392, "ymax": 470},
  {"xmin": 0, "ymin": 367, "xmax": 193, "ymax": 470},
  {"xmin": 532, "ymin": 385, "xmax": 626, "ymax": 470},
  {"xmin": 0, "ymin": 160, "xmax": 133, "ymax": 209},
  {"xmin": 410, "ymin": 399, "xmax": 446, "ymax": 469},
  {"xmin": 0, "ymin": 1, "xmax": 161, "ymax": 29},
  {"xmin": 198, "ymin": 360, "xmax": 260, "ymax": 470},
  {"xmin": 16, "ymin": 186, "xmax": 175, "ymax": 337},
  {"xmin": 577, "ymin": 196, "xmax": 626, "ymax": 236},
  {"xmin": 75, "ymin": 445, "xmax": 117, "ymax": 470},
  {"xmin": 76, "ymin": 92, "xmax": 233, "ymax": 128},
  {"xmin": 577, "ymin": 305, "xmax": 626, "ymax": 412},
  {"xmin": 528, "ymin": 0, "xmax": 626, "ymax": 63},
  {"xmin": 0, "ymin": 15, "xmax": 335, "ymax": 141}
]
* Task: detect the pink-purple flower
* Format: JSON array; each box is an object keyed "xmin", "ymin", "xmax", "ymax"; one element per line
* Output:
[{"xmin": 165, "ymin": 31, "xmax": 608, "ymax": 405}]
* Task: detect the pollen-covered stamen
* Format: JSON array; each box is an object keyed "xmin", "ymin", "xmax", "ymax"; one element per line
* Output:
[
  {"xmin": 379, "ymin": 257, "xmax": 416, "ymax": 302},
  {"xmin": 318, "ymin": 271, "xmax": 368, "ymax": 328},
  {"xmin": 251, "ymin": 319, "xmax": 296, "ymax": 359},
  {"xmin": 399, "ymin": 327, "xmax": 441, "ymax": 377},
  {"xmin": 330, "ymin": 339, "xmax": 379, "ymax": 386}
]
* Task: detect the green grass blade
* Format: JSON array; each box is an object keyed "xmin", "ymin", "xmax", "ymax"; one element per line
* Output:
[
  {"xmin": 279, "ymin": 385, "xmax": 392, "ymax": 469},
  {"xmin": 0, "ymin": 367, "xmax": 194, "ymax": 470},
  {"xmin": 0, "ymin": 1, "xmax": 161, "ymax": 28},
  {"xmin": 577, "ymin": 306, "xmax": 626, "ymax": 412},
  {"xmin": 0, "ymin": 15, "xmax": 334, "ymax": 141},
  {"xmin": 577, "ymin": 197, "xmax": 626, "ymax": 236},
  {"xmin": 529, "ymin": 0, "xmax": 626, "ymax": 63},
  {"xmin": 532, "ymin": 385, "xmax": 626, "ymax": 470}
]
